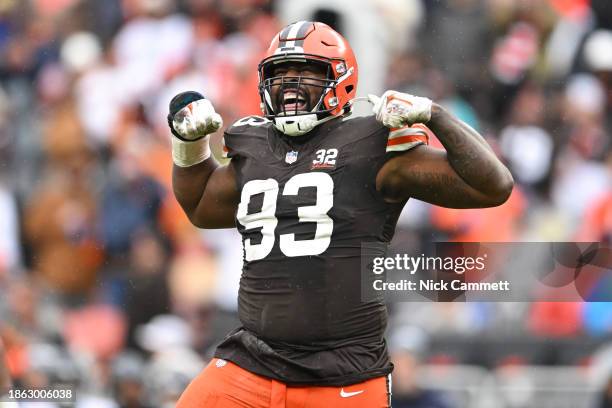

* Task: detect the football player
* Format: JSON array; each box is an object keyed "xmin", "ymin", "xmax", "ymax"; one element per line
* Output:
[{"xmin": 170, "ymin": 21, "xmax": 512, "ymax": 408}]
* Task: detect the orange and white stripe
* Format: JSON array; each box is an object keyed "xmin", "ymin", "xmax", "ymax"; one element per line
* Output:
[
  {"xmin": 221, "ymin": 137, "xmax": 229, "ymax": 158},
  {"xmin": 386, "ymin": 124, "xmax": 429, "ymax": 152}
]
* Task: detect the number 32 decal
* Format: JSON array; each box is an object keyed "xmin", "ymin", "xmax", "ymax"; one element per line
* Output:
[{"xmin": 236, "ymin": 172, "xmax": 333, "ymax": 261}]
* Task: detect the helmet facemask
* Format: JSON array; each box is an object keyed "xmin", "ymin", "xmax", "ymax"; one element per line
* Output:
[{"xmin": 259, "ymin": 58, "xmax": 341, "ymax": 136}]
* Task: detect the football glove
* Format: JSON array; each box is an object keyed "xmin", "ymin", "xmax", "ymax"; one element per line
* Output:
[
  {"xmin": 168, "ymin": 91, "xmax": 223, "ymax": 141},
  {"xmin": 368, "ymin": 91, "xmax": 432, "ymax": 128},
  {"xmin": 168, "ymin": 91, "xmax": 223, "ymax": 167}
]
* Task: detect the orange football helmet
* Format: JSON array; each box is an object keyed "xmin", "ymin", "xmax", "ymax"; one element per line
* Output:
[{"xmin": 258, "ymin": 21, "xmax": 358, "ymax": 136}]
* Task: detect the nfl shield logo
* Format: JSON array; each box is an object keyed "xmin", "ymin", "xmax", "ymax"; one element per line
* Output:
[{"xmin": 285, "ymin": 151, "xmax": 298, "ymax": 164}]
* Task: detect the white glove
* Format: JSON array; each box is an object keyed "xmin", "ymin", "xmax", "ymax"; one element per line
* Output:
[
  {"xmin": 172, "ymin": 98, "xmax": 223, "ymax": 140},
  {"xmin": 170, "ymin": 97, "xmax": 223, "ymax": 167},
  {"xmin": 368, "ymin": 91, "xmax": 432, "ymax": 128}
]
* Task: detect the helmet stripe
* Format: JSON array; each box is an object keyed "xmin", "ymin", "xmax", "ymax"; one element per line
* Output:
[
  {"xmin": 279, "ymin": 21, "xmax": 311, "ymax": 49},
  {"xmin": 283, "ymin": 21, "xmax": 305, "ymax": 48},
  {"xmin": 293, "ymin": 21, "xmax": 312, "ymax": 47},
  {"xmin": 279, "ymin": 25, "xmax": 292, "ymax": 42}
]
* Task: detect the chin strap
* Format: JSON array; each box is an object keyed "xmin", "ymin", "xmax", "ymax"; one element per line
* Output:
[
  {"xmin": 272, "ymin": 95, "xmax": 371, "ymax": 136},
  {"xmin": 273, "ymin": 113, "xmax": 338, "ymax": 136}
]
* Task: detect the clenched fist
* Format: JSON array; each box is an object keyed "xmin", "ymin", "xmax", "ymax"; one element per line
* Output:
[
  {"xmin": 368, "ymin": 91, "xmax": 432, "ymax": 128},
  {"xmin": 168, "ymin": 91, "xmax": 223, "ymax": 141}
]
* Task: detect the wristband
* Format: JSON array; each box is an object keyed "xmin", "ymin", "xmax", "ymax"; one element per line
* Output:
[{"xmin": 171, "ymin": 135, "xmax": 211, "ymax": 167}]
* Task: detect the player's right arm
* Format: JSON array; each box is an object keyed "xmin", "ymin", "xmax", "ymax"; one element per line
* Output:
[{"xmin": 169, "ymin": 92, "xmax": 239, "ymax": 228}]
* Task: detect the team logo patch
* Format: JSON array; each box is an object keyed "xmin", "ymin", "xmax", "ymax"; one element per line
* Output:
[
  {"xmin": 285, "ymin": 150, "xmax": 298, "ymax": 164},
  {"xmin": 215, "ymin": 359, "xmax": 227, "ymax": 368}
]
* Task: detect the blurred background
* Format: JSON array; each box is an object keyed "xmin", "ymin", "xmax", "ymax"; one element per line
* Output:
[{"xmin": 0, "ymin": 0, "xmax": 610, "ymax": 407}]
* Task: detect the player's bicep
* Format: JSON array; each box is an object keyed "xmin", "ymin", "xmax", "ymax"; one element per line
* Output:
[
  {"xmin": 193, "ymin": 161, "xmax": 240, "ymax": 228},
  {"xmin": 377, "ymin": 145, "xmax": 499, "ymax": 208}
]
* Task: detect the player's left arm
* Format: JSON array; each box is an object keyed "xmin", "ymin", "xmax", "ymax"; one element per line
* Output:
[{"xmin": 372, "ymin": 92, "xmax": 513, "ymax": 208}]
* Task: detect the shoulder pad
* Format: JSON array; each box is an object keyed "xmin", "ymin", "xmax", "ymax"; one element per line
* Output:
[
  {"xmin": 227, "ymin": 116, "xmax": 272, "ymax": 133},
  {"xmin": 341, "ymin": 114, "xmax": 384, "ymax": 134},
  {"xmin": 223, "ymin": 116, "xmax": 271, "ymax": 158}
]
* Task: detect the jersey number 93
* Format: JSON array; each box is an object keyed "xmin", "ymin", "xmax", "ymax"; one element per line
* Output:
[{"xmin": 237, "ymin": 172, "xmax": 334, "ymax": 261}]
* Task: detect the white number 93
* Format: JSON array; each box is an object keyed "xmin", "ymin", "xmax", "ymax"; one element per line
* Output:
[{"xmin": 237, "ymin": 172, "xmax": 334, "ymax": 261}]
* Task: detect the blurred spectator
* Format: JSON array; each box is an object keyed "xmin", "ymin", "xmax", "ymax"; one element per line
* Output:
[
  {"xmin": 385, "ymin": 49, "xmax": 429, "ymax": 97},
  {"xmin": 97, "ymin": 150, "xmax": 165, "ymax": 264},
  {"xmin": 23, "ymin": 160, "xmax": 103, "ymax": 297},
  {"xmin": 425, "ymin": 0, "xmax": 492, "ymax": 92},
  {"xmin": 392, "ymin": 302, "xmax": 492, "ymax": 337},
  {"xmin": 430, "ymin": 187, "xmax": 526, "ymax": 242},
  {"xmin": 121, "ymin": 229, "xmax": 171, "ymax": 350},
  {"xmin": 167, "ymin": 241, "xmax": 217, "ymax": 354},
  {"xmin": 63, "ymin": 304, "xmax": 126, "ymax": 361},
  {"xmin": 23, "ymin": 95, "xmax": 104, "ymax": 297},
  {"xmin": 490, "ymin": 21, "xmax": 540, "ymax": 86},
  {"xmin": 203, "ymin": 229, "xmax": 242, "ymax": 312},
  {"xmin": 596, "ymin": 376, "xmax": 612, "ymax": 408},
  {"xmin": 78, "ymin": 0, "xmax": 123, "ymax": 45},
  {"xmin": 561, "ymin": 74, "xmax": 608, "ymax": 160},
  {"xmin": 551, "ymin": 153, "xmax": 610, "ymax": 224},
  {"xmin": 499, "ymin": 82, "xmax": 554, "ymax": 192},
  {"xmin": 2, "ymin": 277, "xmax": 61, "ymax": 341},
  {"xmin": 0, "ymin": 181, "xmax": 21, "ymax": 279},
  {"xmin": 0, "ymin": 337, "xmax": 11, "ymax": 395},
  {"xmin": 112, "ymin": 0, "xmax": 193, "ymax": 107},
  {"xmin": 199, "ymin": 229, "xmax": 243, "ymax": 349},
  {"xmin": 544, "ymin": 0, "xmax": 593, "ymax": 79},
  {"xmin": 19, "ymin": 342, "xmax": 80, "ymax": 390},
  {"xmin": 136, "ymin": 315, "xmax": 204, "ymax": 407},
  {"xmin": 61, "ymin": 31, "xmax": 103, "ymax": 75},
  {"xmin": 73, "ymin": 42, "xmax": 125, "ymax": 147},
  {"xmin": 389, "ymin": 326, "xmax": 454, "ymax": 408},
  {"xmin": 527, "ymin": 302, "xmax": 584, "ymax": 338},
  {"xmin": 577, "ymin": 189, "xmax": 612, "ymax": 243},
  {"xmin": 111, "ymin": 352, "xmax": 153, "ymax": 408},
  {"xmin": 583, "ymin": 30, "xmax": 612, "ymax": 76}
]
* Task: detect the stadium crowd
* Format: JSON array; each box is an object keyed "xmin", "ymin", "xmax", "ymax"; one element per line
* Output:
[{"xmin": 0, "ymin": 0, "xmax": 610, "ymax": 406}]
